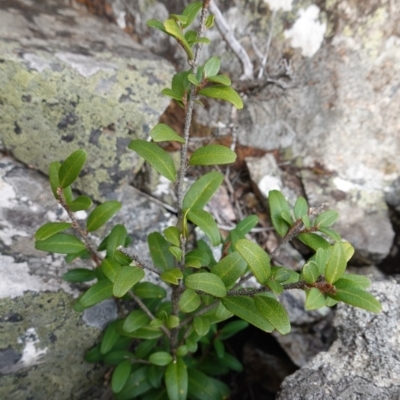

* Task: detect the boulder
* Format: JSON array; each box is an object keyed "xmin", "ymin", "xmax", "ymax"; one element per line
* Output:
[
  {"xmin": 277, "ymin": 279, "xmax": 400, "ymax": 400},
  {"xmin": 0, "ymin": 0, "xmax": 174, "ymax": 202}
]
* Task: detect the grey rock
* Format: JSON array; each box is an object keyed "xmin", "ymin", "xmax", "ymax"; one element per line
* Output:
[
  {"xmin": 277, "ymin": 280, "xmax": 400, "ymax": 400},
  {"xmin": 0, "ymin": 0, "xmax": 174, "ymax": 202},
  {"xmin": 82, "ymin": 299, "xmax": 118, "ymax": 330}
]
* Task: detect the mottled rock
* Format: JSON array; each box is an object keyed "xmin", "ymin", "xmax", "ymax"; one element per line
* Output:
[
  {"xmin": 0, "ymin": 0, "xmax": 174, "ymax": 202},
  {"xmin": 277, "ymin": 280, "xmax": 400, "ymax": 400}
]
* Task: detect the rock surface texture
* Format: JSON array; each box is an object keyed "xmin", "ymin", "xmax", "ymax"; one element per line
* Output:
[
  {"xmin": 277, "ymin": 280, "xmax": 400, "ymax": 400},
  {"xmin": 0, "ymin": 0, "xmax": 174, "ymax": 202}
]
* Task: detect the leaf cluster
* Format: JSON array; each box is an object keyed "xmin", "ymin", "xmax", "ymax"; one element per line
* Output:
[{"xmin": 33, "ymin": 2, "xmax": 381, "ymax": 399}]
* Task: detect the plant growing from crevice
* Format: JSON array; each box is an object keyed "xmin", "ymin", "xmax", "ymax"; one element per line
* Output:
[{"xmin": 34, "ymin": 2, "xmax": 381, "ymax": 399}]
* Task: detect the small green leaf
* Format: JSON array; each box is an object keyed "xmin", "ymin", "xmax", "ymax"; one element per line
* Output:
[
  {"xmin": 212, "ymin": 252, "xmax": 247, "ymax": 288},
  {"xmin": 148, "ymin": 232, "xmax": 175, "ymax": 272},
  {"xmin": 80, "ymin": 280, "xmax": 113, "ymax": 308},
  {"xmin": 319, "ymin": 227, "xmax": 342, "ymax": 241},
  {"xmin": 302, "ymin": 214, "xmax": 311, "ymax": 229},
  {"xmin": 164, "ymin": 19, "xmax": 193, "ymax": 60},
  {"xmin": 185, "ymin": 249, "xmax": 210, "ymax": 268},
  {"xmin": 302, "ymin": 260, "xmax": 320, "ymax": 284},
  {"xmin": 207, "ymin": 75, "xmax": 231, "ymax": 85},
  {"xmin": 294, "ymin": 196, "xmax": 308, "ymax": 219},
  {"xmin": 165, "ymin": 358, "xmax": 188, "ymax": 400},
  {"xmin": 188, "ymin": 73, "xmax": 200, "ymax": 86},
  {"xmin": 58, "ymin": 149, "xmax": 87, "ymax": 188},
  {"xmin": 129, "ymin": 327, "xmax": 163, "ymax": 340},
  {"xmin": 184, "ymin": 30, "xmax": 198, "ymax": 46},
  {"xmin": 49, "ymin": 161, "xmax": 62, "ymax": 199},
  {"xmin": 298, "ymin": 233, "xmax": 331, "ymax": 251},
  {"xmin": 270, "ymin": 266, "xmax": 291, "ymax": 283},
  {"xmin": 198, "ymin": 85, "xmax": 243, "ymax": 109},
  {"xmin": 123, "ymin": 310, "xmax": 150, "ymax": 333},
  {"xmin": 113, "ymin": 266, "xmax": 145, "ymax": 298},
  {"xmin": 305, "ymin": 288, "xmax": 326, "ymax": 310},
  {"xmin": 266, "ymin": 279, "xmax": 283, "ymax": 294},
  {"xmin": 221, "ymin": 297, "xmax": 274, "ymax": 333},
  {"xmin": 181, "ymin": 1, "xmax": 202, "ymax": 28},
  {"xmin": 101, "ymin": 258, "xmax": 122, "ymax": 282},
  {"xmin": 342, "ymin": 242, "xmax": 355, "ymax": 262},
  {"xmin": 166, "ymin": 315, "xmax": 180, "ymax": 329},
  {"xmin": 235, "ymin": 239, "xmax": 270, "ymax": 284},
  {"xmin": 193, "ymin": 316, "xmax": 210, "ymax": 337},
  {"xmin": 204, "ymin": 56, "xmax": 220, "ymax": 77},
  {"xmin": 161, "ymin": 88, "xmax": 183, "ymax": 101},
  {"xmin": 205, "ymin": 14, "xmax": 215, "ymax": 28},
  {"xmin": 183, "ymin": 171, "xmax": 224, "ymax": 210},
  {"xmin": 86, "ymin": 201, "xmax": 121, "ymax": 232},
  {"xmin": 339, "ymin": 273, "xmax": 371, "ymax": 289},
  {"xmin": 254, "ymin": 296, "xmax": 291, "ymax": 335},
  {"xmin": 185, "ymin": 272, "xmax": 227, "ymax": 298},
  {"xmin": 280, "ymin": 210, "xmax": 293, "ymax": 225},
  {"xmin": 221, "ymin": 352, "xmax": 242, "ymax": 372},
  {"xmin": 68, "ymin": 195, "xmax": 92, "ymax": 212},
  {"xmin": 189, "ymin": 145, "xmax": 236, "ymax": 166},
  {"xmin": 330, "ymin": 279, "xmax": 382, "ymax": 313},
  {"xmin": 112, "ymin": 360, "xmax": 131, "ymax": 394},
  {"xmin": 236, "ymin": 215, "xmax": 259, "ymax": 235},
  {"xmin": 179, "ymin": 289, "xmax": 201, "ymax": 313},
  {"xmin": 35, "ymin": 233, "xmax": 86, "ymax": 254},
  {"xmin": 101, "ymin": 322, "xmax": 121, "ymax": 354},
  {"xmin": 147, "ymin": 365, "xmax": 165, "ymax": 389},
  {"xmin": 187, "ymin": 209, "xmax": 221, "ymax": 246},
  {"xmin": 219, "ymin": 320, "xmax": 249, "ymax": 340},
  {"xmin": 134, "ymin": 282, "xmax": 167, "ymax": 299},
  {"xmin": 35, "ymin": 222, "xmax": 72, "ymax": 241},
  {"xmin": 268, "ymin": 190, "xmax": 292, "ymax": 237},
  {"xmin": 107, "ymin": 224, "xmax": 128, "ymax": 259},
  {"xmin": 115, "ymin": 366, "xmax": 152, "ymax": 399},
  {"xmin": 169, "ymin": 246, "xmax": 183, "ymax": 262},
  {"xmin": 150, "ymin": 124, "xmax": 185, "ymax": 143},
  {"xmin": 315, "ymin": 210, "xmax": 339, "ymax": 228},
  {"xmin": 164, "ymin": 227, "xmax": 181, "ymax": 247},
  {"xmin": 188, "ymin": 369, "xmax": 227, "ymax": 400},
  {"xmin": 128, "ymin": 140, "xmax": 177, "ymax": 182},
  {"xmin": 84, "ymin": 345, "xmax": 103, "ymax": 363},
  {"xmin": 149, "ymin": 352, "xmax": 173, "ymax": 367},
  {"xmin": 161, "ymin": 268, "xmax": 183, "ymax": 285},
  {"xmin": 63, "ymin": 268, "xmax": 96, "ymax": 282},
  {"xmin": 315, "ymin": 248, "xmax": 330, "ymax": 274},
  {"xmin": 325, "ymin": 242, "xmax": 347, "ymax": 284},
  {"xmin": 147, "ymin": 19, "xmax": 167, "ymax": 33}
]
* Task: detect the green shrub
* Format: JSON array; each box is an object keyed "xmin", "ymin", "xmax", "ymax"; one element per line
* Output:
[{"xmin": 34, "ymin": 2, "xmax": 381, "ymax": 399}]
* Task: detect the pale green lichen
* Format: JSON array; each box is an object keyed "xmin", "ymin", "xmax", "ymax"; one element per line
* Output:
[
  {"xmin": 0, "ymin": 41, "xmax": 174, "ymax": 202},
  {"xmin": 0, "ymin": 291, "xmax": 105, "ymax": 400}
]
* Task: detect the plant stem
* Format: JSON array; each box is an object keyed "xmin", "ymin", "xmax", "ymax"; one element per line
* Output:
[
  {"xmin": 128, "ymin": 290, "xmax": 171, "ymax": 338},
  {"xmin": 172, "ymin": 1, "xmax": 210, "ymax": 355},
  {"xmin": 117, "ymin": 246, "xmax": 161, "ymax": 275},
  {"xmin": 56, "ymin": 188, "xmax": 101, "ymax": 266}
]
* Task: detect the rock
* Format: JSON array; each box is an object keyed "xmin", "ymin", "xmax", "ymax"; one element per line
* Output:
[
  {"xmin": 272, "ymin": 290, "xmax": 335, "ymax": 367},
  {"xmin": 0, "ymin": 152, "xmax": 175, "ymax": 397},
  {"xmin": 301, "ymin": 169, "xmax": 395, "ymax": 264},
  {"xmin": 277, "ymin": 279, "xmax": 400, "ymax": 400},
  {"xmin": 0, "ymin": 0, "xmax": 174, "ymax": 202}
]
